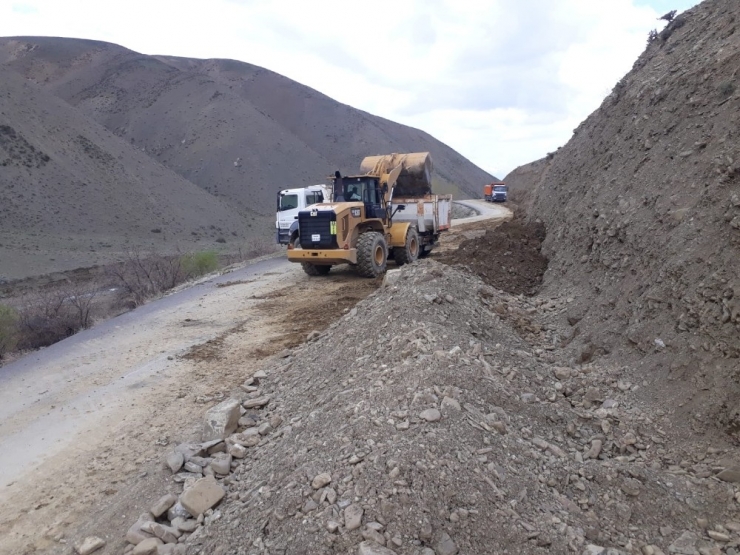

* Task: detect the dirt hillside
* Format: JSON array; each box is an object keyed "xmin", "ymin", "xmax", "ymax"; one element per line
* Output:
[
  {"xmin": 504, "ymin": 157, "xmax": 551, "ymax": 214},
  {"xmin": 0, "ymin": 66, "xmax": 260, "ymax": 281},
  {"xmin": 514, "ymin": 0, "xmax": 740, "ymax": 440},
  {"xmin": 0, "ymin": 37, "xmax": 495, "ymax": 216}
]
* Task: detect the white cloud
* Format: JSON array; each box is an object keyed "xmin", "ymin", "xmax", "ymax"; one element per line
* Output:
[{"xmin": 0, "ymin": 0, "xmax": 698, "ymax": 177}]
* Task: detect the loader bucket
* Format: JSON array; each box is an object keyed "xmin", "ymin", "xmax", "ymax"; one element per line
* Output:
[{"xmin": 360, "ymin": 152, "xmax": 434, "ymax": 198}]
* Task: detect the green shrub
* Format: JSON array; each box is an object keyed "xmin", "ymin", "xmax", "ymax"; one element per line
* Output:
[
  {"xmin": 719, "ymin": 81, "xmax": 736, "ymax": 98},
  {"xmin": 0, "ymin": 304, "xmax": 18, "ymax": 359},
  {"xmin": 181, "ymin": 251, "xmax": 220, "ymax": 278}
]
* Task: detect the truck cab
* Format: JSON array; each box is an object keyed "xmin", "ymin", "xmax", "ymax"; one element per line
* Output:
[
  {"xmin": 492, "ymin": 184, "xmax": 508, "ymax": 202},
  {"xmin": 275, "ymin": 184, "xmax": 331, "ymax": 245}
]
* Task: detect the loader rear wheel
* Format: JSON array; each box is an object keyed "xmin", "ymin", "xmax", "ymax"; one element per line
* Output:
[
  {"xmin": 356, "ymin": 231, "xmax": 387, "ymax": 278},
  {"xmin": 393, "ymin": 226, "xmax": 419, "ymax": 266},
  {"xmin": 301, "ymin": 263, "xmax": 331, "ymax": 276}
]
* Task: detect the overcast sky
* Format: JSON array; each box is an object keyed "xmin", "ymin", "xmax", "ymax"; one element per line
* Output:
[{"xmin": 1, "ymin": 0, "xmax": 698, "ymax": 178}]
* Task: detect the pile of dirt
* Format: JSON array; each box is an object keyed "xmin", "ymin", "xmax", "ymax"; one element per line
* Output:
[
  {"xmin": 117, "ymin": 260, "xmax": 739, "ymax": 555},
  {"xmin": 436, "ymin": 219, "xmax": 548, "ymax": 296},
  {"xmin": 510, "ymin": 0, "xmax": 740, "ymax": 439}
]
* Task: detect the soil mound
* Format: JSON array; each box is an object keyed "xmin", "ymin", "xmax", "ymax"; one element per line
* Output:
[
  {"xmin": 437, "ymin": 220, "xmax": 548, "ymax": 296},
  {"xmin": 140, "ymin": 261, "xmax": 738, "ymax": 555},
  {"xmin": 514, "ymin": 0, "xmax": 740, "ymax": 437}
]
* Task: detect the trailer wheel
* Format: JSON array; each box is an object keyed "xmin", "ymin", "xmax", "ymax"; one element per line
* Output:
[
  {"xmin": 301, "ymin": 263, "xmax": 331, "ymax": 276},
  {"xmin": 356, "ymin": 231, "xmax": 387, "ymax": 277},
  {"xmin": 393, "ymin": 226, "xmax": 419, "ymax": 266}
]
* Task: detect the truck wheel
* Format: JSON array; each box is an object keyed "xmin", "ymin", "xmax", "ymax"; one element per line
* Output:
[
  {"xmin": 301, "ymin": 263, "xmax": 331, "ymax": 276},
  {"xmin": 393, "ymin": 226, "xmax": 419, "ymax": 266},
  {"xmin": 356, "ymin": 231, "xmax": 387, "ymax": 277}
]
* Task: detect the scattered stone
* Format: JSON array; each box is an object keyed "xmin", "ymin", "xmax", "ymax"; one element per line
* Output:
[
  {"xmin": 150, "ymin": 494, "xmax": 177, "ymax": 518},
  {"xmin": 586, "ymin": 439, "xmax": 603, "ymax": 459},
  {"xmin": 436, "ymin": 532, "xmax": 459, "ymax": 555},
  {"xmin": 344, "ymin": 503, "xmax": 364, "ymax": 530},
  {"xmin": 327, "ymin": 520, "xmax": 340, "ymax": 533},
  {"xmin": 707, "ymin": 530, "xmax": 730, "ymax": 542},
  {"xmin": 202, "ymin": 398, "xmax": 241, "ymax": 441},
  {"xmin": 179, "ymin": 476, "xmax": 226, "ymax": 517},
  {"xmin": 171, "ymin": 517, "xmax": 198, "ymax": 533},
  {"xmin": 132, "ymin": 538, "xmax": 163, "ymax": 555},
  {"xmin": 150, "ymin": 522, "xmax": 180, "ymax": 544},
  {"xmin": 184, "ymin": 461, "xmax": 203, "ymax": 474},
  {"xmin": 228, "ymin": 443, "xmax": 247, "ymax": 458},
  {"xmin": 209, "ymin": 453, "xmax": 232, "ymax": 475},
  {"xmin": 167, "ymin": 502, "xmax": 190, "ymax": 522},
  {"xmin": 361, "ymin": 527, "xmax": 386, "ymax": 545},
  {"xmin": 75, "ymin": 536, "xmax": 106, "ymax": 555},
  {"xmin": 253, "ymin": 370, "xmax": 268, "ymax": 379},
  {"xmin": 441, "ymin": 396, "xmax": 461, "ymax": 411},
  {"xmin": 419, "ymin": 408, "xmax": 441, "ymax": 422},
  {"xmin": 357, "ymin": 541, "xmax": 398, "ymax": 555},
  {"xmin": 716, "ymin": 467, "xmax": 740, "ymax": 483},
  {"xmin": 126, "ymin": 514, "xmax": 155, "ymax": 545},
  {"xmin": 668, "ymin": 531, "xmax": 699, "ymax": 555},
  {"xmin": 243, "ymin": 396, "xmax": 270, "ymax": 409},
  {"xmin": 166, "ymin": 451, "xmax": 184, "ymax": 474},
  {"xmin": 312, "ymin": 472, "xmax": 332, "ymax": 489}
]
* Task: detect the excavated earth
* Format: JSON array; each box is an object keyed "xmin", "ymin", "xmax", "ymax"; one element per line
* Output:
[{"xmin": 436, "ymin": 220, "xmax": 548, "ymax": 296}]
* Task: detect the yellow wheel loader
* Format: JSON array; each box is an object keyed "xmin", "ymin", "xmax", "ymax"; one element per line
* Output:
[{"xmin": 287, "ymin": 152, "xmax": 452, "ymax": 277}]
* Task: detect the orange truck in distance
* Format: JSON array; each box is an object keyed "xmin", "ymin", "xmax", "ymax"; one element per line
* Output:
[{"xmin": 483, "ymin": 181, "xmax": 507, "ymax": 203}]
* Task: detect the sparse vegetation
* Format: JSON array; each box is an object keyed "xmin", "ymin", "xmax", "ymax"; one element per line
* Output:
[
  {"xmin": 0, "ymin": 304, "xmax": 18, "ymax": 359},
  {"xmin": 181, "ymin": 250, "xmax": 220, "ymax": 277},
  {"xmin": 13, "ymin": 281, "xmax": 100, "ymax": 351},
  {"xmin": 719, "ymin": 81, "xmax": 736, "ymax": 98}
]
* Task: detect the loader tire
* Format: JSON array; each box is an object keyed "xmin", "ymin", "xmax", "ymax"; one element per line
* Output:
[
  {"xmin": 301, "ymin": 263, "xmax": 331, "ymax": 276},
  {"xmin": 356, "ymin": 231, "xmax": 387, "ymax": 278},
  {"xmin": 393, "ymin": 226, "xmax": 419, "ymax": 266}
]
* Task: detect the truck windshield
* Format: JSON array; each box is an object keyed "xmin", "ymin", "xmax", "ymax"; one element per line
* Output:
[
  {"xmin": 494, "ymin": 186, "xmax": 507, "ymax": 192},
  {"xmin": 279, "ymin": 194, "xmax": 298, "ymax": 211}
]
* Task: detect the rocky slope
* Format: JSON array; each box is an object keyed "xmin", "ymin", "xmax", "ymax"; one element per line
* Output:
[
  {"xmin": 514, "ymin": 0, "xmax": 740, "ymax": 439},
  {"xmin": 0, "ymin": 37, "xmax": 494, "ymax": 217},
  {"xmin": 112, "ymin": 260, "xmax": 740, "ymax": 555}
]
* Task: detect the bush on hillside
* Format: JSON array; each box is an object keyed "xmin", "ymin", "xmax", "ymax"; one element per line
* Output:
[
  {"xmin": 181, "ymin": 251, "xmax": 219, "ymax": 278},
  {"xmin": 0, "ymin": 304, "xmax": 18, "ymax": 359}
]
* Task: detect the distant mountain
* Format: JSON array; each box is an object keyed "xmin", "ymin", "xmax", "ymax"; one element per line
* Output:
[
  {"xmin": 0, "ymin": 37, "xmax": 495, "ymax": 215},
  {"xmin": 0, "ymin": 66, "xmax": 255, "ymax": 280}
]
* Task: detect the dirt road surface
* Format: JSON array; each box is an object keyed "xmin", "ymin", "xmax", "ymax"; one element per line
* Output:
[{"xmin": 0, "ymin": 203, "xmax": 511, "ymax": 555}]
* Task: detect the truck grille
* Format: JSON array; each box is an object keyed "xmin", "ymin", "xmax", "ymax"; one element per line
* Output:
[{"xmin": 298, "ymin": 210, "xmax": 338, "ymax": 249}]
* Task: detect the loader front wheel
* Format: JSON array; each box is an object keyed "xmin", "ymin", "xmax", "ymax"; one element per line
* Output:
[
  {"xmin": 356, "ymin": 231, "xmax": 387, "ymax": 278},
  {"xmin": 301, "ymin": 263, "xmax": 331, "ymax": 276},
  {"xmin": 393, "ymin": 226, "xmax": 419, "ymax": 266}
]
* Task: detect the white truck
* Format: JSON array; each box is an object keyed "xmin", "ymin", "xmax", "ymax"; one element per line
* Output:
[{"xmin": 275, "ymin": 184, "xmax": 332, "ymax": 246}]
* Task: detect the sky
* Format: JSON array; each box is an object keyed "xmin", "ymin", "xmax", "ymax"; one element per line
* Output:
[{"xmin": 1, "ymin": 0, "xmax": 699, "ymax": 178}]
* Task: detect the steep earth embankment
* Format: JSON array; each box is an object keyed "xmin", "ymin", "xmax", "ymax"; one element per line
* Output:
[
  {"xmin": 0, "ymin": 37, "xmax": 495, "ymax": 215},
  {"xmin": 517, "ymin": 0, "xmax": 740, "ymax": 438},
  {"xmin": 503, "ymin": 157, "xmax": 551, "ymax": 214}
]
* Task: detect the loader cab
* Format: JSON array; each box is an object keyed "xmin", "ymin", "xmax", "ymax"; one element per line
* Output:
[{"xmin": 333, "ymin": 175, "xmax": 386, "ymax": 220}]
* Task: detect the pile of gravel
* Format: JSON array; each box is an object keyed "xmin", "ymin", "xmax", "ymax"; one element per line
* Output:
[{"xmin": 123, "ymin": 260, "xmax": 739, "ymax": 555}]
